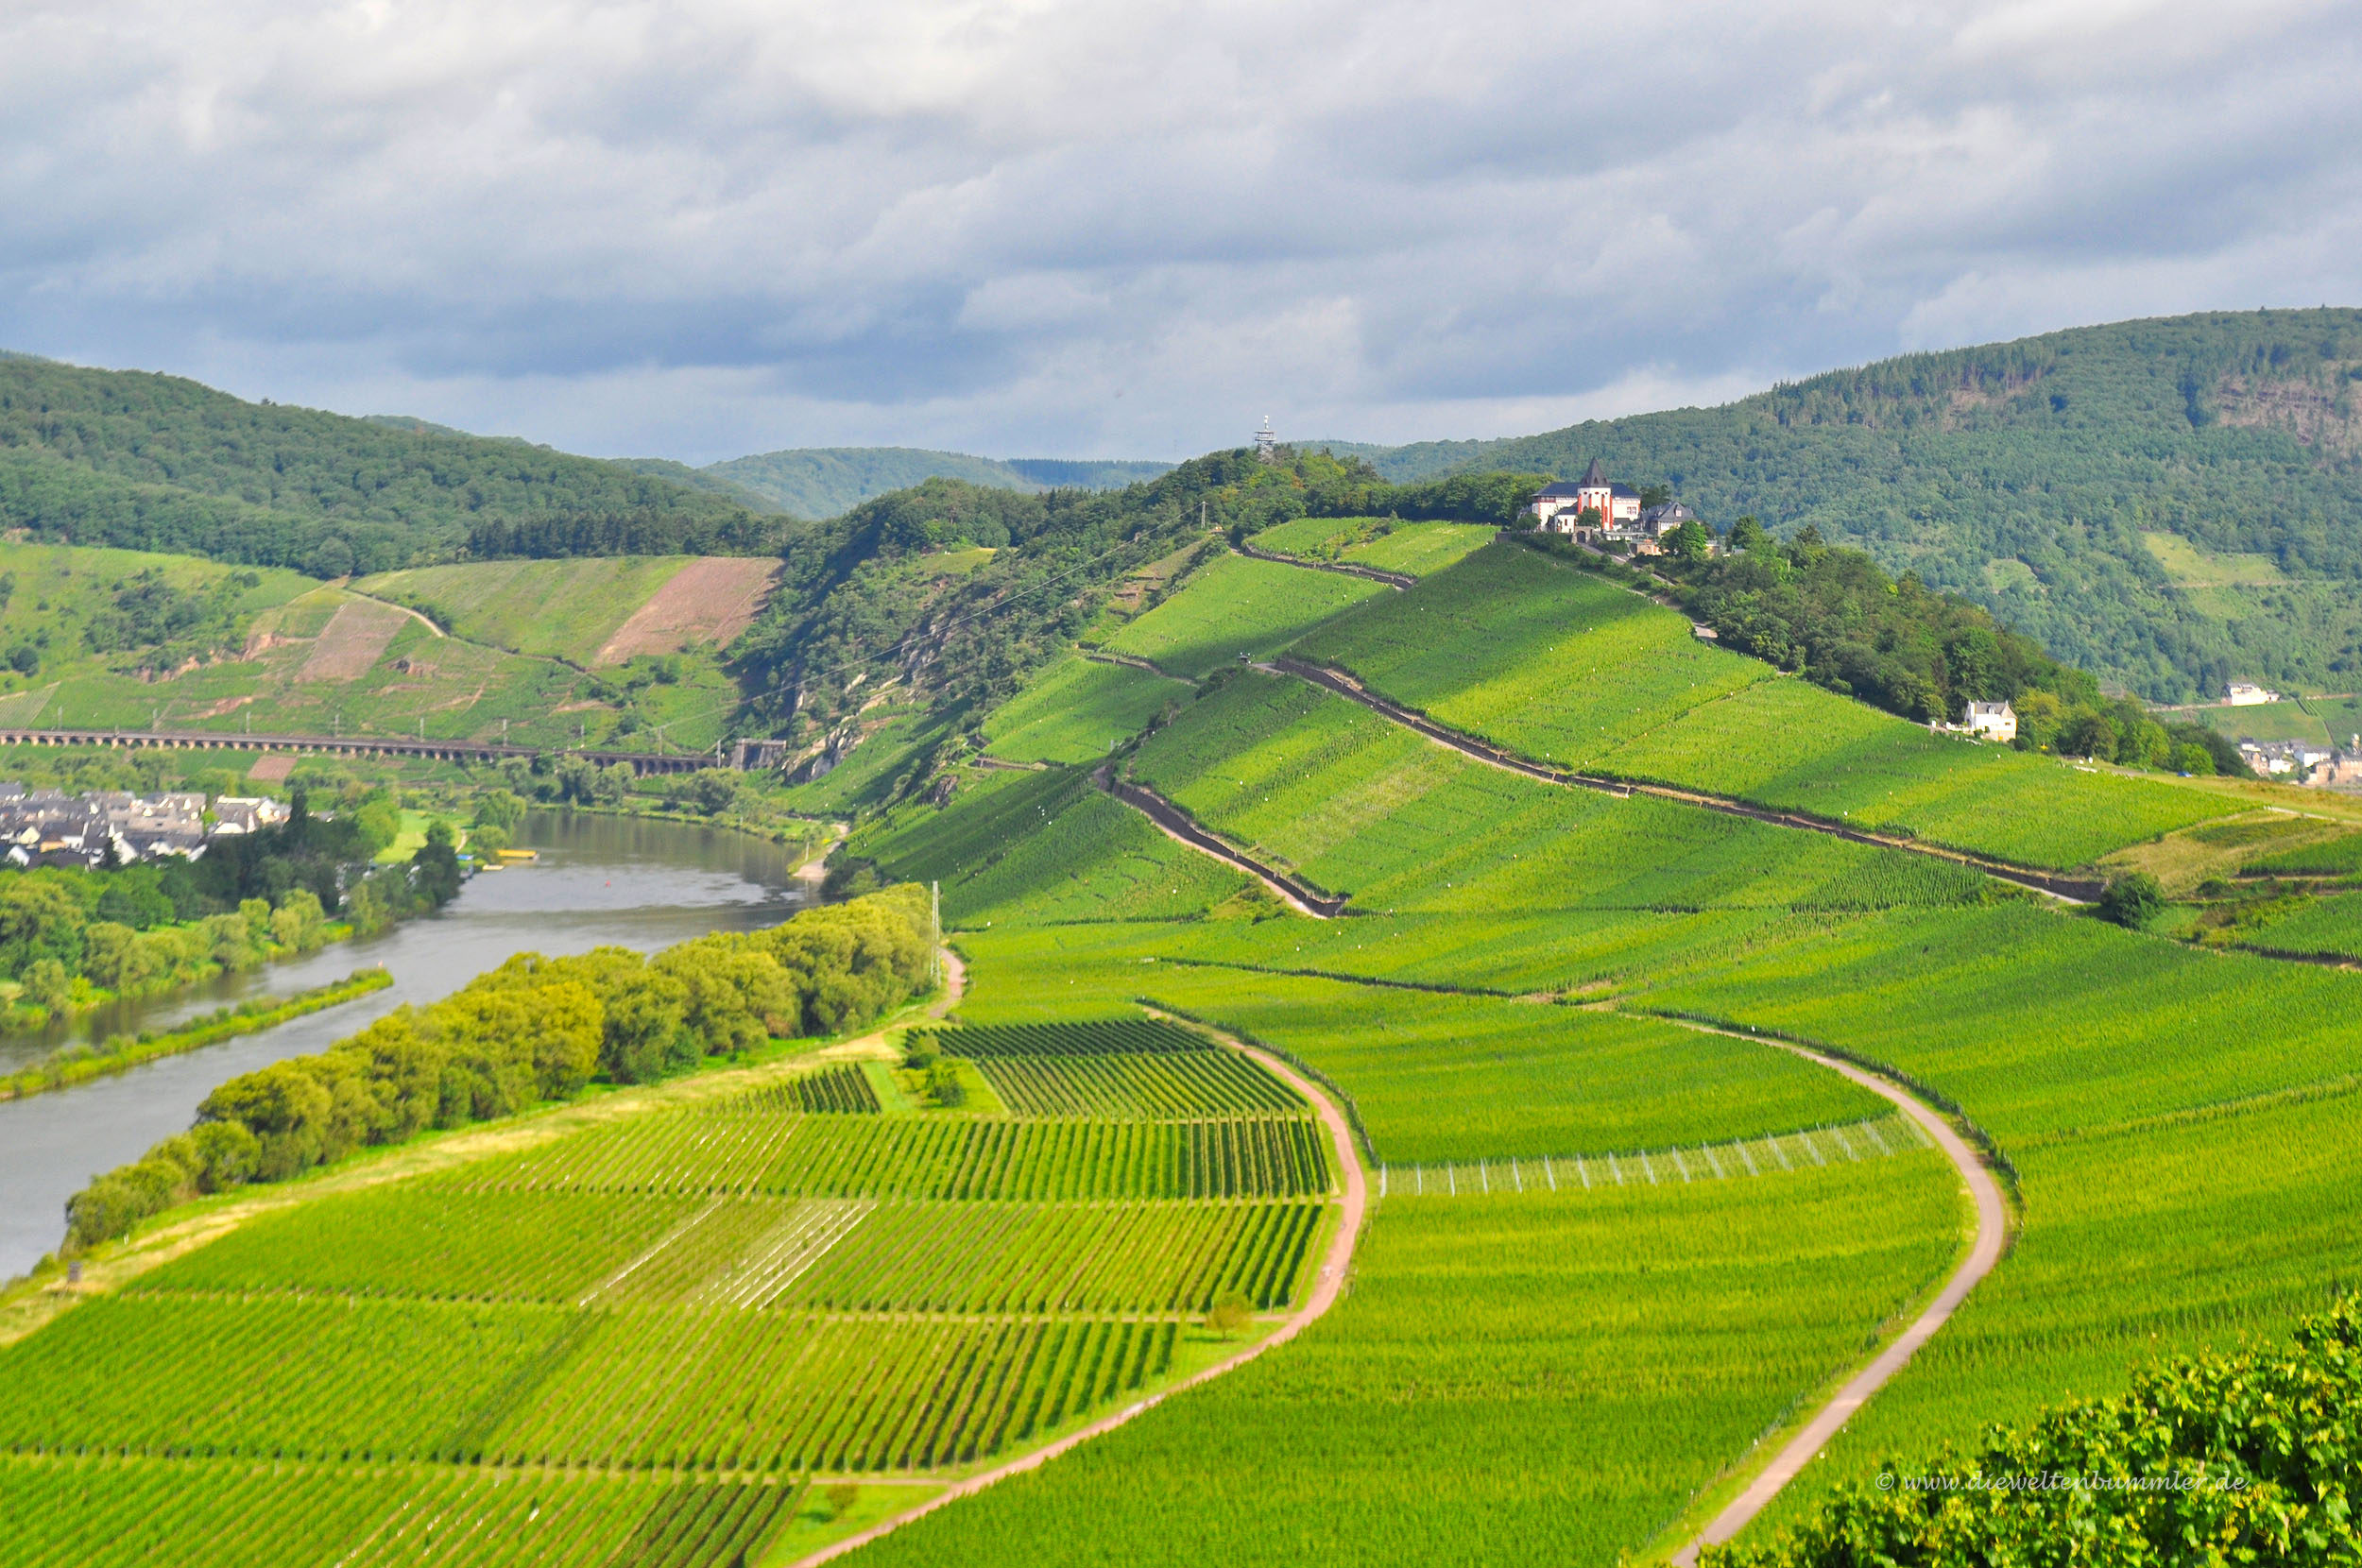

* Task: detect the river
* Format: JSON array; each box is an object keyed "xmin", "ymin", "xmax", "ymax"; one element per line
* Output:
[{"xmin": 0, "ymin": 812, "xmax": 810, "ymax": 1282}]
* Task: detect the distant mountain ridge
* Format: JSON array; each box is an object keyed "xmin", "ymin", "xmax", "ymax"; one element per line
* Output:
[
  {"xmin": 1311, "ymin": 309, "xmax": 2362, "ymax": 702},
  {"xmin": 0, "ymin": 356, "xmax": 783, "ymax": 575},
  {"xmin": 706, "ymin": 447, "xmax": 1171, "ymax": 520}
]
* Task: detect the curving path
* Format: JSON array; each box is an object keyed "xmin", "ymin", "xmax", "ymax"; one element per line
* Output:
[
  {"xmin": 793, "ymin": 1025, "xmax": 1368, "ymax": 1567},
  {"xmin": 1094, "ymin": 765, "xmax": 1348, "ymax": 917},
  {"xmin": 1264, "ymin": 657, "xmax": 2100, "ymax": 903},
  {"xmin": 1233, "ymin": 540, "xmax": 1414, "ymax": 590},
  {"xmin": 1667, "ymin": 1032, "xmax": 2008, "ymax": 1566}
]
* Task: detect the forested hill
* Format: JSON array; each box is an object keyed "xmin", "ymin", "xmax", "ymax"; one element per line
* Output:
[
  {"xmin": 1337, "ymin": 309, "xmax": 2362, "ymax": 701},
  {"xmin": 707, "ymin": 446, "xmax": 1172, "ymax": 520},
  {"xmin": 0, "ymin": 356, "xmax": 785, "ymax": 576}
]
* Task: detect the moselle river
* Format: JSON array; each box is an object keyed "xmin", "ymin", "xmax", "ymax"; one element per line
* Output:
[{"xmin": 0, "ymin": 811, "xmax": 810, "ymax": 1281}]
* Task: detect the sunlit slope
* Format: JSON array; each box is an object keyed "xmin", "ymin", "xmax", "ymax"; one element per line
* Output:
[
  {"xmin": 1097, "ymin": 553, "xmax": 1387, "ymax": 678},
  {"xmin": 982, "ymin": 654, "xmax": 1190, "ymax": 765},
  {"xmin": 1127, "ymin": 673, "xmax": 1989, "ymax": 912},
  {"xmin": 851, "ymin": 766, "xmax": 1255, "ymax": 925},
  {"xmin": 844, "ymin": 925, "xmax": 1959, "ymax": 1568},
  {"xmin": 1292, "ymin": 542, "xmax": 2240, "ymax": 867}
]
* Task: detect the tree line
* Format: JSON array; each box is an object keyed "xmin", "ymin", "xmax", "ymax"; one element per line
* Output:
[
  {"xmin": 0, "ymin": 356, "xmax": 778, "ymax": 575},
  {"xmin": 60, "ymin": 883, "xmax": 936, "ymax": 1251}
]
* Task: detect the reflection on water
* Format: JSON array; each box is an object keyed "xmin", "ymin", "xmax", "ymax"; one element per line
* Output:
[{"xmin": 0, "ymin": 810, "xmax": 809, "ymax": 1281}]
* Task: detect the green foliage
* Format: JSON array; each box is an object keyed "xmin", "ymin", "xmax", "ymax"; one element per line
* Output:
[
  {"xmin": 1718, "ymin": 1296, "xmax": 2362, "ymax": 1567},
  {"xmin": 1357, "ymin": 309, "xmax": 2362, "ymax": 700},
  {"xmin": 1633, "ymin": 529, "xmax": 2097, "ymax": 722},
  {"xmin": 706, "ymin": 445, "xmax": 1169, "ymax": 520},
  {"xmin": 0, "ymin": 357, "xmax": 778, "ymax": 572},
  {"xmin": 59, "ymin": 883, "xmax": 935, "ymax": 1249},
  {"xmin": 2099, "ymin": 871, "xmax": 2167, "ymax": 929}
]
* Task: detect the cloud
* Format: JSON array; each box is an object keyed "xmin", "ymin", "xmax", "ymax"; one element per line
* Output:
[{"xmin": 1, "ymin": 0, "xmax": 2356, "ymax": 462}]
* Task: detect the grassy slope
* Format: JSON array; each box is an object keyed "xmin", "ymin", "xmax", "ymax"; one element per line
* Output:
[
  {"xmin": 351, "ymin": 557, "xmax": 693, "ymax": 665},
  {"xmin": 1295, "ymin": 542, "xmax": 2240, "ymax": 867},
  {"xmin": 0, "ymin": 541, "xmax": 749, "ymax": 751},
  {"xmin": 1129, "ymin": 673, "xmax": 1990, "ymax": 913},
  {"xmin": 982, "ymin": 654, "xmax": 1190, "ymax": 765},
  {"xmin": 1098, "ymin": 553, "xmax": 1387, "ymax": 678}
]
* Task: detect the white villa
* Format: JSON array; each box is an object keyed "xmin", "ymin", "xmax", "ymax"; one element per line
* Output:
[
  {"xmin": 1962, "ymin": 702, "xmax": 2017, "ymax": 742},
  {"xmin": 2225, "ymin": 683, "xmax": 2280, "ymax": 707}
]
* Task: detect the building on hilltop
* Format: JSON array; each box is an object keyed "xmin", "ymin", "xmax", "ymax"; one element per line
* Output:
[
  {"xmin": 1529, "ymin": 459, "xmax": 1646, "ymax": 541},
  {"xmin": 1962, "ymin": 701, "xmax": 2017, "ymax": 742}
]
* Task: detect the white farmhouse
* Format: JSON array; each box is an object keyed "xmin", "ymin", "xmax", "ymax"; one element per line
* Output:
[
  {"xmin": 1962, "ymin": 701, "xmax": 2017, "ymax": 742},
  {"xmin": 2225, "ymin": 683, "xmax": 2280, "ymax": 707}
]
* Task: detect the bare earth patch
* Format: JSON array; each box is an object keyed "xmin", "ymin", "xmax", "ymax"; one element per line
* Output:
[
  {"xmin": 299, "ymin": 599, "xmax": 410, "ymax": 680},
  {"xmin": 595, "ymin": 556, "xmax": 779, "ymax": 666},
  {"xmin": 248, "ymin": 756, "xmax": 296, "ymax": 782}
]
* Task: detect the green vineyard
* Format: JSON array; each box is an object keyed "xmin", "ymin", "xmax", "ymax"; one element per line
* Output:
[
  {"xmin": 0, "ymin": 1457, "xmax": 803, "ymax": 1568},
  {"xmin": 790, "ymin": 1064, "xmax": 883, "ymax": 1114},
  {"xmin": 462, "ymin": 1104, "xmax": 1332, "ymax": 1201},
  {"xmin": 919, "ymin": 1019, "xmax": 1309, "ymax": 1119}
]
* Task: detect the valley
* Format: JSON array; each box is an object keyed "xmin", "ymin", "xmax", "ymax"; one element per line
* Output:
[{"xmin": 1, "ymin": 313, "xmax": 2359, "ymax": 1567}]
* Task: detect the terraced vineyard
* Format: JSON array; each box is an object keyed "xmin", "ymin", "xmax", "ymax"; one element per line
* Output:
[
  {"xmin": 1097, "ymin": 552, "xmax": 1387, "ymax": 678},
  {"xmin": 0, "ymin": 1033, "xmax": 1339, "ymax": 1566},
  {"xmin": 1294, "ymin": 542, "xmax": 2239, "ymax": 867}
]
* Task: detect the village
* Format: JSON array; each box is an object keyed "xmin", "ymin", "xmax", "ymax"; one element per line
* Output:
[{"xmin": 0, "ymin": 785, "xmax": 289, "ymax": 870}]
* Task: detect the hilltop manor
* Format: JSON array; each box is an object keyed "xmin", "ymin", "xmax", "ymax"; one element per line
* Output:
[{"xmin": 1528, "ymin": 460, "xmax": 1700, "ymax": 554}]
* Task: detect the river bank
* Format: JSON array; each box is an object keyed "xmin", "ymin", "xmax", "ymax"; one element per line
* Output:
[
  {"xmin": 0, "ymin": 969, "xmax": 394, "ymax": 1102},
  {"xmin": 0, "ymin": 811, "xmax": 811, "ymax": 1281}
]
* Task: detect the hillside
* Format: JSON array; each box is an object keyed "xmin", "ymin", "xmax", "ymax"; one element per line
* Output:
[
  {"xmin": 0, "ymin": 356, "xmax": 785, "ymax": 574},
  {"xmin": 0, "ymin": 540, "xmax": 753, "ymax": 752},
  {"xmin": 1326, "ymin": 309, "xmax": 2362, "ymax": 702},
  {"xmin": 708, "ymin": 446, "xmax": 1172, "ymax": 519},
  {"xmin": 9, "ymin": 511, "xmax": 2362, "ymax": 1566}
]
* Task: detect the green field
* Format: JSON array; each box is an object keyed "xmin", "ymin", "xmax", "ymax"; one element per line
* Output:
[
  {"xmin": 2233, "ymin": 889, "xmax": 2362, "ymax": 957},
  {"xmin": 353, "ymin": 557, "xmax": 693, "ymax": 664},
  {"xmin": 847, "ymin": 1150, "xmax": 1961, "ymax": 1568},
  {"xmin": 1129, "ymin": 673, "xmax": 1990, "ymax": 913},
  {"xmin": 1247, "ymin": 517, "xmax": 1497, "ymax": 577},
  {"xmin": 981, "ymin": 654, "xmax": 1190, "ymax": 764},
  {"xmin": 1097, "ymin": 553, "xmax": 1387, "ymax": 678},
  {"xmin": 0, "ymin": 1021, "xmax": 1336, "ymax": 1564},
  {"xmin": 1294, "ymin": 543, "xmax": 2240, "ymax": 867},
  {"xmin": 849, "ymin": 765, "xmax": 1256, "ymax": 925}
]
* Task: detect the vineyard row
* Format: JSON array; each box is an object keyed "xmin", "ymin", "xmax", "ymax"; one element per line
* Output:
[
  {"xmin": 974, "ymin": 1049, "xmax": 1304, "ymax": 1119},
  {"xmin": 0, "ymin": 1454, "xmax": 800, "ymax": 1568},
  {"xmin": 1379, "ymin": 1116, "xmax": 1930, "ymax": 1200},
  {"xmin": 462, "ymin": 1111, "xmax": 1331, "ymax": 1201}
]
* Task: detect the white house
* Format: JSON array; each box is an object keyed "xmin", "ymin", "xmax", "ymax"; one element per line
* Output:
[
  {"xmin": 2225, "ymin": 683, "xmax": 2280, "ymax": 707},
  {"xmin": 1530, "ymin": 459, "xmax": 1642, "ymax": 536},
  {"xmin": 1963, "ymin": 701, "xmax": 2017, "ymax": 742}
]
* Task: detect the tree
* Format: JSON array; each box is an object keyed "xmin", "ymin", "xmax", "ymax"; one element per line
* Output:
[
  {"xmin": 2170, "ymin": 741, "xmax": 2216, "ymax": 775},
  {"xmin": 822, "ymin": 1483, "xmax": 861, "ymax": 1522},
  {"xmin": 1728, "ymin": 514, "xmax": 1768, "ymax": 552},
  {"xmin": 473, "ymin": 788, "xmax": 526, "ymax": 831},
  {"xmin": 1663, "ymin": 520, "xmax": 1711, "ymax": 562},
  {"xmin": 411, "ymin": 820, "xmax": 463, "ymax": 908},
  {"xmin": 1206, "ymin": 1288, "xmax": 1253, "ymax": 1338},
  {"xmin": 2098, "ymin": 872, "xmax": 2165, "ymax": 930}
]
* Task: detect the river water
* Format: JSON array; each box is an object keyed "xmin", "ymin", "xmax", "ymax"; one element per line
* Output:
[{"xmin": 0, "ymin": 812, "xmax": 809, "ymax": 1281}]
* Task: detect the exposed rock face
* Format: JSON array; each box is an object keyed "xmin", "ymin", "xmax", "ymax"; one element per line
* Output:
[{"xmin": 2215, "ymin": 364, "xmax": 2362, "ymax": 461}]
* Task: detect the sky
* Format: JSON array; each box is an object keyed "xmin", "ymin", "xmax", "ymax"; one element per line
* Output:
[{"xmin": 5, "ymin": 0, "xmax": 2359, "ymax": 465}]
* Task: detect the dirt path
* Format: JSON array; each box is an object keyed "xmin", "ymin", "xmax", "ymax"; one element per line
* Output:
[
  {"xmin": 1234, "ymin": 540, "xmax": 1412, "ymax": 590},
  {"xmin": 1266, "ymin": 657, "xmax": 2100, "ymax": 903},
  {"xmin": 793, "ymin": 1026, "xmax": 1368, "ymax": 1568},
  {"xmin": 931, "ymin": 947, "xmax": 966, "ymax": 1017},
  {"xmin": 1666, "ymin": 1034, "xmax": 2008, "ymax": 1565},
  {"xmin": 1094, "ymin": 765, "xmax": 1346, "ymax": 917}
]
